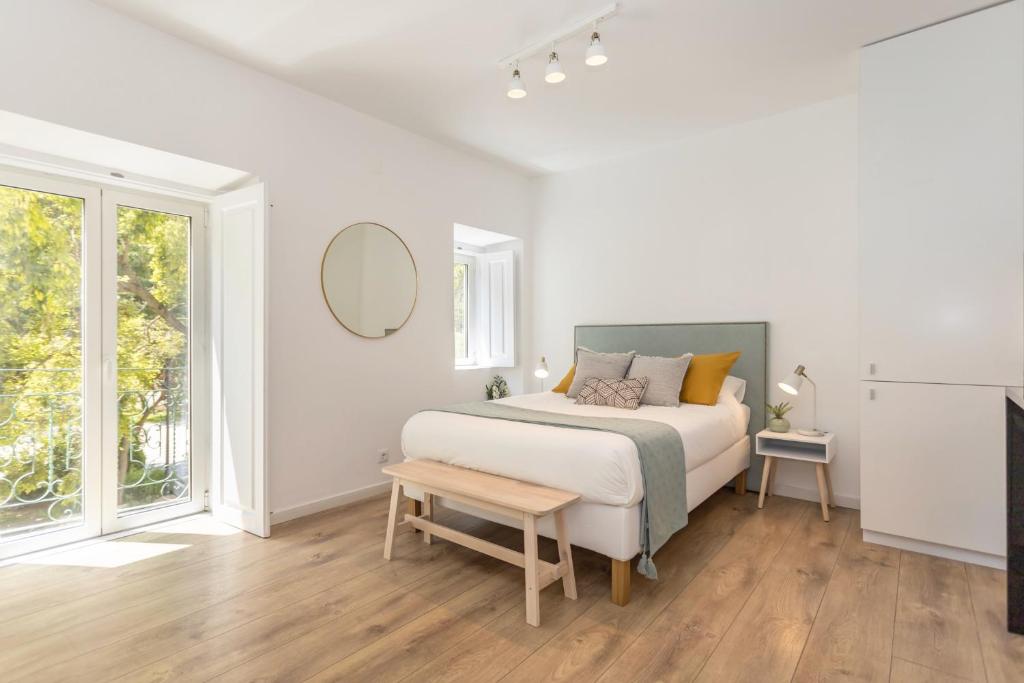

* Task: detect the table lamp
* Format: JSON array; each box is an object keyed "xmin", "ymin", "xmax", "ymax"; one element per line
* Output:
[{"xmin": 778, "ymin": 364, "xmax": 824, "ymax": 436}]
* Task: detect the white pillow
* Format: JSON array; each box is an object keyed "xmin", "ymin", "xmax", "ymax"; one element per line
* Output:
[{"xmin": 718, "ymin": 375, "xmax": 746, "ymax": 403}]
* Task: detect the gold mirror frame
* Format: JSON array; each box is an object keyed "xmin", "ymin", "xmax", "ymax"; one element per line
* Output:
[{"xmin": 320, "ymin": 222, "xmax": 418, "ymax": 338}]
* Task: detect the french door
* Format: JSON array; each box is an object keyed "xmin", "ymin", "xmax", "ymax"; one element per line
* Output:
[{"xmin": 0, "ymin": 168, "xmax": 206, "ymax": 558}]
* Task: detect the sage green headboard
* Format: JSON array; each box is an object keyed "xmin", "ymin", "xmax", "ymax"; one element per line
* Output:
[{"xmin": 574, "ymin": 321, "xmax": 768, "ymax": 473}]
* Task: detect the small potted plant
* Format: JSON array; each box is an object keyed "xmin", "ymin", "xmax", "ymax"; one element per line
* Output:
[
  {"xmin": 485, "ymin": 375, "xmax": 510, "ymax": 400},
  {"xmin": 766, "ymin": 401, "xmax": 794, "ymax": 433}
]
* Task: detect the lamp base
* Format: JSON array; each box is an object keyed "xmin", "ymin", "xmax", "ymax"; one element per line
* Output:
[{"xmin": 797, "ymin": 428, "xmax": 825, "ymax": 437}]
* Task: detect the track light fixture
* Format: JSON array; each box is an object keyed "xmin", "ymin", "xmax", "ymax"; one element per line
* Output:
[
  {"xmin": 545, "ymin": 50, "xmax": 566, "ymax": 84},
  {"xmin": 496, "ymin": 1, "xmax": 617, "ymax": 99},
  {"xmin": 585, "ymin": 30, "xmax": 608, "ymax": 66},
  {"xmin": 506, "ymin": 61, "xmax": 527, "ymax": 99}
]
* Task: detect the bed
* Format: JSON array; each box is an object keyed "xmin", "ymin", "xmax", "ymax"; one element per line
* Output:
[{"xmin": 401, "ymin": 322, "xmax": 768, "ymax": 604}]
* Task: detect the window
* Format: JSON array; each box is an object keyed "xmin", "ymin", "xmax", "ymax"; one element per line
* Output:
[
  {"xmin": 453, "ymin": 255, "xmax": 472, "ymax": 365},
  {"xmin": 0, "ymin": 168, "xmax": 208, "ymax": 558},
  {"xmin": 452, "ymin": 224, "xmax": 519, "ymax": 369}
]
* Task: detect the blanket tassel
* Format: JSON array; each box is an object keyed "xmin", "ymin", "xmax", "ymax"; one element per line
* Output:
[{"xmin": 636, "ymin": 553, "xmax": 658, "ymax": 580}]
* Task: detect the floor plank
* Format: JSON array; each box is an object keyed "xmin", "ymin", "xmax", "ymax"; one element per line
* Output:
[
  {"xmin": 889, "ymin": 656, "xmax": 975, "ymax": 682},
  {"xmin": 893, "ymin": 552, "xmax": 987, "ymax": 681},
  {"xmin": 6, "ymin": 489, "xmax": 1023, "ymax": 683},
  {"xmin": 693, "ymin": 505, "xmax": 852, "ymax": 682},
  {"xmin": 402, "ymin": 550, "xmax": 610, "ymax": 682},
  {"xmin": 595, "ymin": 497, "xmax": 807, "ymax": 682},
  {"xmin": 791, "ymin": 514, "xmax": 900, "ymax": 682},
  {"xmin": 6, "ymin": 497, "xmax": 403, "ymax": 678},
  {"xmin": 966, "ymin": 563, "xmax": 1024, "ymax": 683},
  {"xmin": 499, "ymin": 492, "xmax": 779, "ymax": 682}
]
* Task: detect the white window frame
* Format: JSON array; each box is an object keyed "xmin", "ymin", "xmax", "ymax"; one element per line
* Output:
[
  {"xmin": 453, "ymin": 253, "xmax": 475, "ymax": 367},
  {"xmin": 453, "ymin": 247, "xmax": 516, "ymax": 370},
  {"xmin": 0, "ymin": 162, "xmax": 268, "ymax": 559},
  {"xmin": 100, "ymin": 190, "xmax": 208, "ymax": 534}
]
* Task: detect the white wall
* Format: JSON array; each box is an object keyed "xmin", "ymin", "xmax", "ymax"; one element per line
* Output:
[
  {"xmin": 530, "ymin": 95, "xmax": 860, "ymax": 506},
  {"xmin": 0, "ymin": 0, "xmax": 533, "ymax": 519}
]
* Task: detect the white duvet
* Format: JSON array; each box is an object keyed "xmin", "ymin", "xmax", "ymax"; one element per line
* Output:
[{"xmin": 401, "ymin": 391, "xmax": 750, "ymax": 507}]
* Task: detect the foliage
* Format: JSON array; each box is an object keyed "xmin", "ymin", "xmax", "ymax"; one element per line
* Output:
[
  {"xmin": 766, "ymin": 401, "xmax": 793, "ymax": 419},
  {"xmin": 453, "ymin": 261, "xmax": 468, "ymax": 359},
  {"xmin": 485, "ymin": 375, "xmax": 510, "ymax": 400},
  {"xmin": 0, "ymin": 186, "xmax": 190, "ymax": 532}
]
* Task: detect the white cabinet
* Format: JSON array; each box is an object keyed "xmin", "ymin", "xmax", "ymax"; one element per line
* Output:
[
  {"xmin": 861, "ymin": 382, "xmax": 1006, "ymax": 557},
  {"xmin": 859, "ymin": 0, "xmax": 1024, "ymax": 386}
]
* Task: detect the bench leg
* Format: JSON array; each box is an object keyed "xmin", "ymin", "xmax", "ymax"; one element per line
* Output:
[
  {"xmin": 421, "ymin": 493, "xmax": 433, "ymax": 544},
  {"xmin": 406, "ymin": 499, "xmax": 422, "ymax": 533},
  {"xmin": 611, "ymin": 558, "xmax": 631, "ymax": 606},
  {"xmin": 553, "ymin": 510, "xmax": 577, "ymax": 600},
  {"xmin": 734, "ymin": 468, "xmax": 748, "ymax": 496},
  {"xmin": 524, "ymin": 514, "xmax": 540, "ymax": 627},
  {"xmin": 383, "ymin": 480, "xmax": 402, "ymax": 560}
]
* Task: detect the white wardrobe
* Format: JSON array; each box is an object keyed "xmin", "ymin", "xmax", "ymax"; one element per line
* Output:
[{"xmin": 859, "ymin": 0, "xmax": 1023, "ymax": 567}]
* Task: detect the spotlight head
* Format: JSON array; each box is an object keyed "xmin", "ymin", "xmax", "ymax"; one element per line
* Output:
[
  {"xmin": 585, "ymin": 31, "xmax": 608, "ymax": 66},
  {"xmin": 545, "ymin": 51, "xmax": 566, "ymax": 83},
  {"xmin": 506, "ymin": 67, "xmax": 527, "ymax": 98}
]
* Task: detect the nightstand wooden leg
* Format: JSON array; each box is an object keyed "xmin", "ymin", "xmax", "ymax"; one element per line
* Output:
[
  {"xmin": 823, "ymin": 463, "xmax": 835, "ymax": 508},
  {"xmin": 815, "ymin": 463, "xmax": 831, "ymax": 522},
  {"xmin": 758, "ymin": 456, "xmax": 773, "ymax": 509}
]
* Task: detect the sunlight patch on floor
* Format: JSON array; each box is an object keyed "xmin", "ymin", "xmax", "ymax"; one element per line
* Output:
[
  {"xmin": 19, "ymin": 541, "xmax": 190, "ymax": 568},
  {"xmin": 157, "ymin": 514, "xmax": 241, "ymax": 536}
]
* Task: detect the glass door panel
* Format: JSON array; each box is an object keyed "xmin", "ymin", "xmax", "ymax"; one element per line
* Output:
[
  {"xmin": 0, "ymin": 175, "xmax": 102, "ymax": 556},
  {"xmin": 113, "ymin": 203, "xmax": 194, "ymax": 516}
]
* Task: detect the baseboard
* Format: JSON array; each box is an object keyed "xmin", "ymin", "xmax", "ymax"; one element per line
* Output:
[
  {"xmin": 270, "ymin": 481, "xmax": 392, "ymax": 525},
  {"xmin": 767, "ymin": 482, "xmax": 861, "ymax": 510},
  {"xmin": 862, "ymin": 529, "xmax": 1006, "ymax": 570}
]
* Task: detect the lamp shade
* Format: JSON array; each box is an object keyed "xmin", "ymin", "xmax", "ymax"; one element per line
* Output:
[
  {"xmin": 545, "ymin": 52, "xmax": 566, "ymax": 83},
  {"xmin": 506, "ymin": 68, "xmax": 527, "ymax": 99},
  {"xmin": 778, "ymin": 365, "xmax": 806, "ymax": 395},
  {"xmin": 534, "ymin": 356, "xmax": 550, "ymax": 379},
  {"xmin": 585, "ymin": 32, "xmax": 607, "ymax": 66}
]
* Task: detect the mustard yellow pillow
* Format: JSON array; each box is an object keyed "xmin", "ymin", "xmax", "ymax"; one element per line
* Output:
[
  {"xmin": 680, "ymin": 352, "xmax": 741, "ymax": 406},
  {"xmin": 552, "ymin": 365, "xmax": 575, "ymax": 393}
]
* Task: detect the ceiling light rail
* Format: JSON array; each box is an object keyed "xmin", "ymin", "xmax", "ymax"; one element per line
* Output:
[{"xmin": 496, "ymin": 2, "xmax": 618, "ymax": 69}]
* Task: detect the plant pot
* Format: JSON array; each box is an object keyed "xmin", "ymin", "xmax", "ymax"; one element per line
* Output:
[{"xmin": 768, "ymin": 417, "xmax": 790, "ymax": 433}]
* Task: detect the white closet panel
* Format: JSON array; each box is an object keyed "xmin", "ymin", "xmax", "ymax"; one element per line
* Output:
[
  {"xmin": 861, "ymin": 381, "xmax": 1006, "ymax": 557},
  {"xmin": 859, "ymin": 1, "xmax": 1024, "ymax": 386}
]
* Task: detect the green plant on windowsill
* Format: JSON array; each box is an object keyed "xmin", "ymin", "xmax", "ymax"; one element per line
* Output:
[
  {"xmin": 766, "ymin": 401, "xmax": 794, "ymax": 433},
  {"xmin": 485, "ymin": 375, "xmax": 510, "ymax": 400}
]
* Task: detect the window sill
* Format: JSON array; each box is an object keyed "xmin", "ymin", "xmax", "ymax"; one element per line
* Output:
[{"xmin": 455, "ymin": 363, "xmax": 514, "ymax": 371}]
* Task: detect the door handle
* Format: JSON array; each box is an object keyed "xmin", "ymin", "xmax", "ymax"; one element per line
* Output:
[{"xmin": 868, "ymin": 388, "xmax": 876, "ymax": 401}]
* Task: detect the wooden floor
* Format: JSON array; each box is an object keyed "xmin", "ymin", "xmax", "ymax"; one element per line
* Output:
[{"xmin": 4, "ymin": 490, "xmax": 1023, "ymax": 682}]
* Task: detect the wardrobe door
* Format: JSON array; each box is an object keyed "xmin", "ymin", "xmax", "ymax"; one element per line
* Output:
[
  {"xmin": 859, "ymin": 1, "xmax": 1024, "ymax": 386},
  {"xmin": 860, "ymin": 381, "xmax": 1006, "ymax": 557}
]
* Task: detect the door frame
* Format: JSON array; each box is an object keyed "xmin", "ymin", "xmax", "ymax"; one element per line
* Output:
[
  {"xmin": 100, "ymin": 190, "xmax": 208, "ymax": 534},
  {"xmin": 0, "ymin": 167, "xmax": 103, "ymax": 559}
]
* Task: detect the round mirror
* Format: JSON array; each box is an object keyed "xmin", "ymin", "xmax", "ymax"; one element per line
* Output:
[{"xmin": 321, "ymin": 222, "xmax": 417, "ymax": 338}]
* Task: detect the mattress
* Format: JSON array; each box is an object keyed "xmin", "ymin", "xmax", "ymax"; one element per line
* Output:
[{"xmin": 401, "ymin": 391, "xmax": 750, "ymax": 507}]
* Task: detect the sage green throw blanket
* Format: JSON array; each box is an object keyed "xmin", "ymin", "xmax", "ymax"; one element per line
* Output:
[{"xmin": 427, "ymin": 402, "xmax": 688, "ymax": 579}]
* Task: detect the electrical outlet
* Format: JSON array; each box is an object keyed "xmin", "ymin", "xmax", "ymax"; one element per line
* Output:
[{"xmin": 378, "ymin": 449, "xmax": 390, "ymax": 464}]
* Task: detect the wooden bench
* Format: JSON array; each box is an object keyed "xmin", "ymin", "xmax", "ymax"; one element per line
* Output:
[{"xmin": 382, "ymin": 460, "xmax": 581, "ymax": 627}]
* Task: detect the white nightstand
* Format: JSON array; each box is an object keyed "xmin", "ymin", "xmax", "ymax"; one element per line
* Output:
[{"xmin": 755, "ymin": 429, "xmax": 837, "ymax": 521}]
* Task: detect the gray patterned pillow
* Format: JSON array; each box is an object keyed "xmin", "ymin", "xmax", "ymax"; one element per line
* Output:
[{"xmin": 575, "ymin": 377, "xmax": 650, "ymax": 410}]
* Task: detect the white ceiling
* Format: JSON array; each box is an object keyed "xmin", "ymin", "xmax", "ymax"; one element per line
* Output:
[{"xmin": 94, "ymin": 0, "xmax": 996, "ymax": 175}]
